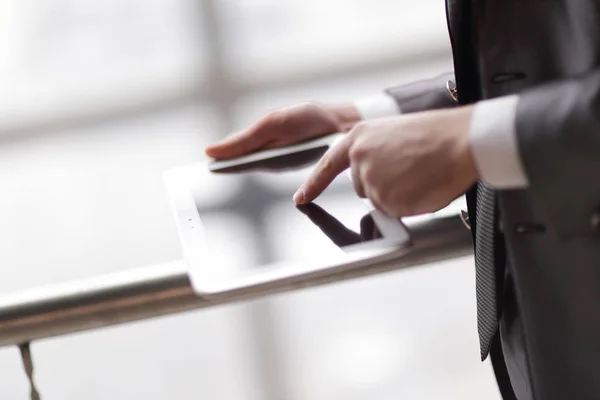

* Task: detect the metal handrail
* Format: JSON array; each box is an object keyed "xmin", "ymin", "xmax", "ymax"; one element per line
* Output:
[{"xmin": 0, "ymin": 213, "xmax": 472, "ymax": 348}]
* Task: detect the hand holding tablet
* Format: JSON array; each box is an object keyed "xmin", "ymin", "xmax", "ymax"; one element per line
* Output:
[{"xmin": 207, "ymin": 134, "xmax": 343, "ymax": 173}]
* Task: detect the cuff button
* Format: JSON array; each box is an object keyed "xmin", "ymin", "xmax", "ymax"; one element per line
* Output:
[{"xmin": 446, "ymin": 80, "xmax": 458, "ymax": 103}]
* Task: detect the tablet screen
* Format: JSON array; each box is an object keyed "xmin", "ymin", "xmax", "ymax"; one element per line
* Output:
[{"xmin": 183, "ymin": 159, "xmax": 409, "ymax": 277}]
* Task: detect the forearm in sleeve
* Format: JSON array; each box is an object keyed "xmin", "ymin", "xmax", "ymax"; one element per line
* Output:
[
  {"xmin": 354, "ymin": 71, "xmax": 458, "ymax": 120},
  {"xmin": 513, "ymin": 68, "xmax": 600, "ymax": 235},
  {"xmin": 384, "ymin": 71, "xmax": 458, "ymax": 113},
  {"xmin": 470, "ymin": 67, "xmax": 600, "ymax": 234}
]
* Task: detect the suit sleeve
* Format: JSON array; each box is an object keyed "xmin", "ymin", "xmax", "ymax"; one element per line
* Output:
[
  {"xmin": 384, "ymin": 71, "xmax": 458, "ymax": 113},
  {"xmin": 512, "ymin": 68, "xmax": 600, "ymax": 235}
]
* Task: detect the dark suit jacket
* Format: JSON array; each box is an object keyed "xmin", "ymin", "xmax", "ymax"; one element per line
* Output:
[{"xmin": 385, "ymin": 1, "xmax": 600, "ymax": 399}]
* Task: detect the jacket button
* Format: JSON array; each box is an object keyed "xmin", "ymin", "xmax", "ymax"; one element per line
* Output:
[
  {"xmin": 460, "ymin": 210, "xmax": 471, "ymax": 230},
  {"xmin": 590, "ymin": 212, "xmax": 600, "ymax": 230},
  {"xmin": 446, "ymin": 80, "xmax": 459, "ymax": 102},
  {"xmin": 491, "ymin": 72, "xmax": 527, "ymax": 84},
  {"xmin": 514, "ymin": 223, "xmax": 546, "ymax": 234}
]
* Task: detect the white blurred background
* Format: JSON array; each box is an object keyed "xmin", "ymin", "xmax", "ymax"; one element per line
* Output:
[{"xmin": 0, "ymin": 1, "xmax": 502, "ymax": 399}]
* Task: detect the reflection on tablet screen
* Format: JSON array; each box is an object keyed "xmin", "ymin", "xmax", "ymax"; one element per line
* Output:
[{"xmin": 296, "ymin": 203, "xmax": 383, "ymax": 248}]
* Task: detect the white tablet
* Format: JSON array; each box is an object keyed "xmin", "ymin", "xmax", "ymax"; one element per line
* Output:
[
  {"xmin": 207, "ymin": 134, "xmax": 342, "ymax": 172},
  {"xmin": 164, "ymin": 136, "xmax": 412, "ymax": 298}
]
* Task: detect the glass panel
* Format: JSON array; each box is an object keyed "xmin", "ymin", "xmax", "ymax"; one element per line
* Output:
[
  {"xmin": 0, "ymin": 0, "xmax": 205, "ymax": 127},
  {"xmin": 264, "ymin": 241, "xmax": 501, "ymax": 399},
  {"xmin": 33, "ymin": 306, "xmax": 263, "ymax": 400},
  {"xmin": 0, "ymin": 347, "xmax": 29, "ymax": 399},
  {"xmin": 217, "ymin": 0, "xmax": 450, "ymax": 80}
]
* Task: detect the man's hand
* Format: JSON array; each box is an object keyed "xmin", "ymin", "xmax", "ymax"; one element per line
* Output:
[
  {"xmin": 293, "ymin": 106, "xmax": 479, "ymax": 217},
  {"xmin": 205, "ymin": 102, "xmax": 361, "ymax": 159}
]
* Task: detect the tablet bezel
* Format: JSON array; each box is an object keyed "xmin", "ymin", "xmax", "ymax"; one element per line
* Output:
[
  {"xmin": 207, "ymin": 134, "xmax": 343, "ymax": 172},
  {"xmin": 164, "ymin": 162, "xmax": 412, "ymax": 299}
]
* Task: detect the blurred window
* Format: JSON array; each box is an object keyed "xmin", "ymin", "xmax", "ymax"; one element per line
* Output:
[
  {"xmin": 0, "ymin": 0, "xmax": 205, "ymax": 128},
  {"xmin": 217, "ymin": 0, "xmax": 449, "ymax": 80}
]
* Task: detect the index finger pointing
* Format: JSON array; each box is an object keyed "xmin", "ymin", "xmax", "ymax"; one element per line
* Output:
[{"xmin": 294, "ymin": 136, "xmax": 352, "ymax": 204}]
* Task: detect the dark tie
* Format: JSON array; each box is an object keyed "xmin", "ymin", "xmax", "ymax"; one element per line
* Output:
[
  {"xmin": 475, "ymin": 182, "xmax": 498, "ymax": 360},
  {"xmin": 445, "ymin": 0, "xmax": 497, "ymax": 360}
]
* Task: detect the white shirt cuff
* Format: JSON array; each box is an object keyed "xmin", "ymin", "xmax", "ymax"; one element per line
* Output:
[
  {"xmin": 469, "ymin": 95, "xmax": 529, "ymax": 189},
  {"xmin": 354, "ymin": 94, "xmax": 401, "ymax": 120}
]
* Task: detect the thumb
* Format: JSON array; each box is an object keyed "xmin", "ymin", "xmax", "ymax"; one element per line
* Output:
[{"xmin": 205, "ymin": 129, "xmax": 267, "ymax": 159}]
